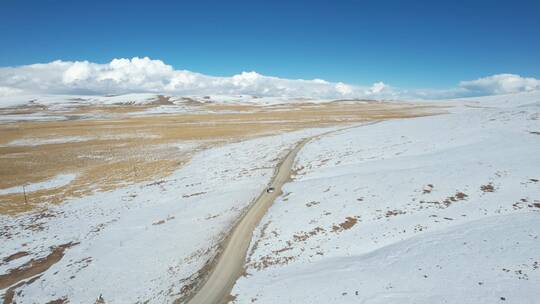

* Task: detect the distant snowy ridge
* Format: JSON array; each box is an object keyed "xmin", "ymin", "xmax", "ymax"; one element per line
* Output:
[
  {"xmin": 1, "ymin": 90, "xmax": 540, "ymax": 110},
  {"xmin": 0, "ymin": 93, "xmax": 351, "ymax": 109}
]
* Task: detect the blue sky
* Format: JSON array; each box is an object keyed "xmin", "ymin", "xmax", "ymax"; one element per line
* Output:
[{"xmin": 1, "ymin": 0, "xmax": 539, "ymax": 88}]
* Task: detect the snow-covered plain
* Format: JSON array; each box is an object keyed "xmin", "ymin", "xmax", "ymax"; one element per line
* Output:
[{"xmin": 231, "ymin": 91, "xmax": 540, "ymax": 304}]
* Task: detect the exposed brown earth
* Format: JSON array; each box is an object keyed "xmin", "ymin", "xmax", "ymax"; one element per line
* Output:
[
  {"xmin": 385, "ymin": 210, "xmax": 406, "ymax": 217},
  {"xmin": 480, "ymin": 183, "xmax": 495, "ymax": 192},
  {"xmin": 1, "ymin": 251, "xmax": 29, "ymax": 265},
  {"xmin": 2, "ymin": 274, "xmax": 42, "ymax": 304},
  {"xmin": 332, "ymin": 216, "xmax": 359, "ymax": 232},
  {"xmin": 0, "ymin": 242, "xmax": 78, "ymax": 295}
]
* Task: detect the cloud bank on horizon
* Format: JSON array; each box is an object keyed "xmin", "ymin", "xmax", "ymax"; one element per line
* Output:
[{"xmin": 0, "ymin": 57, "xmax": 539, "ymax": 100}]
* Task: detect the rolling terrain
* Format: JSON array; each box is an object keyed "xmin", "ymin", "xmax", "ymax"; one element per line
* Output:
[
  {"xmin": 0, "ymin": 95, "xmax": 435, "ymax": 303},
  {"xmin": 0, "ymin": 92, "xmax": 538, "ymax": 303}
]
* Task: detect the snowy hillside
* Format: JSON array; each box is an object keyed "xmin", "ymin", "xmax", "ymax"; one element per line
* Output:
[
  {"xmin": 0, "ymin": 93, "xmax": 335, "ymax": 109},
  {"xmin": 231, "ymin": 91, "xmax": 540, "ymax": 303}
]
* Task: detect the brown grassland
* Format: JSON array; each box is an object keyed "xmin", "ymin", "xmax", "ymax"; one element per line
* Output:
[{"xmin": 0, "ymin": 100, "xmax": 442, "ymax": 215}]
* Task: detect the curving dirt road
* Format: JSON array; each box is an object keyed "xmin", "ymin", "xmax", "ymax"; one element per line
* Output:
[
  {"xmin": 186, "ymin": 136, "xmax": 311, "ymax": 304},
  {"xmin": 187, "ymin": 123, "xmax": 380, "ymax": 304}
]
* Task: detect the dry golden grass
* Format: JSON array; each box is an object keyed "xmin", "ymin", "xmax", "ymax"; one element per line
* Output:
[{"xmin": 0, "ymin": 100, "xmax": 443, "ymax": 215}]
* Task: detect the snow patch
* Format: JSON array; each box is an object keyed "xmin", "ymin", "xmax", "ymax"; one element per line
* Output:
[{"xmin": 0, "ymin": 173, "xmax": 77, "ymax": 195}]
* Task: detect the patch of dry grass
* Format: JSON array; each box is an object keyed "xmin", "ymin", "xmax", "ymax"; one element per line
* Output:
[{"xmin": 0, "ymin": 101, "xmax": 443, "ymax": 214}]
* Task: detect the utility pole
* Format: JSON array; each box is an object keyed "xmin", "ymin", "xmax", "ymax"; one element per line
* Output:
[{"xmin": 22, "ymin": 184, "xmax": 28, "ymax": 204}]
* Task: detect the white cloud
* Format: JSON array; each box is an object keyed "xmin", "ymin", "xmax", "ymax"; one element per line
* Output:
[
  {"xmin": 0, "ymin": 57, "xmax": 538, "ymax": 100},
  {"xmin": 366, "ymin": 82, "xmax": 389, "ymax": 94},
  {"xmin": 0, "ymin": 57, "xmax": 394, "ymax": 99},
  {"xmin": 0, "ymin": 86, "xmax": 23, "ymax": 97},
  {"xmin": 312, "ymin": 79, "xmax": 329, "ymax": 84},
  {"xmin": 335, "ymin": 82, "xmax": 353, "ymax": 95},
  {"xmin": 63, "ymin": 61, "xmax": 92, "ymax": 83},
  {"xmin": 459, "ymin": 74, "xmax": 540, "ymax": 95}
]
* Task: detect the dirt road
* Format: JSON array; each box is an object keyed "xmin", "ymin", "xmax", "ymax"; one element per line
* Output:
[
  {"xmin": 186, "ymin": 136, "xmax": 313, "ymax": 304},
  {"xmin": 186, "ymin": 123, "xmax": 384, "ymax": 304}
]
